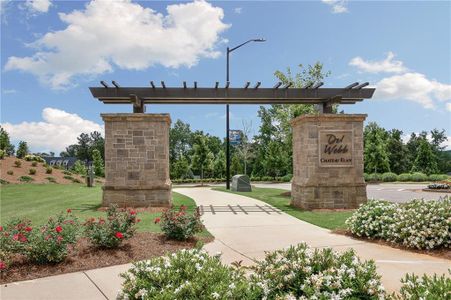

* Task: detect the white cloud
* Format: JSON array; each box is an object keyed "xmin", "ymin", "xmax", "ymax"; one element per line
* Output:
[
  {"xmin": 321, "ymin": 0, "xmax": 348, "ymax": 14},
  {"xmin": 5, "ymin": 0, "xmax": 230, "ymax": 89},
  {"xmin": 234, "ymin": 7, "xmax": 242, "ymax": 14},
  {"xmin": 376, "ymin": 72, "xmax": 451, "ymax": 109},
  {"xmin": 1, "ymin": 108, "xmax": 103, "ymax": 153},
  {"xmin": 25, "ymin": 0, "xmax": 52, "ymax": 13},
  {"xmin": 446, "ymin": 103, "xmax": 451, "ymax": 112},
  {"xmin": 349, "ymin": 52, "xmax": 408, "ymax": 74}
]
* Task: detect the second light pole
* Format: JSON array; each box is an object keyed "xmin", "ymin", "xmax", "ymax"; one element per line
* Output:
[{"xmin": 225, "ymin": 38, "xmax": 266, "ymax": 189}]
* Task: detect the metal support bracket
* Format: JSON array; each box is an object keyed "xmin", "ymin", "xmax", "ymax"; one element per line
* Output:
[{"xmin": 130, "ymin": 94, "xmax": 146, "ymax": 113}]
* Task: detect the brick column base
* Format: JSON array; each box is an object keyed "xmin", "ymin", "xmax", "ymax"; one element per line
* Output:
[{"xmin": 102, "ymin": 113, "xmax": 172, "ymax": 207}]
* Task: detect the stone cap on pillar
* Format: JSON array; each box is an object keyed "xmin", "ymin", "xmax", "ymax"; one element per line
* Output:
[
  {"xmin": 101, "ymin": 113, "xmax": 171, "ymax": 124},
  {"xmin": 291, "ymin": 114, "xmax": 367, "ymax": 126}
]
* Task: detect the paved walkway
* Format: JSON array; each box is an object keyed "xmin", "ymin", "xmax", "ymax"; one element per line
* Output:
[
  {"xmin": 1, "ymin": 187, "xmax": 449, "ymax": 299},
  {"xmin": 177, "ymin": 188, "xmax": 450, "ymax": 293}
]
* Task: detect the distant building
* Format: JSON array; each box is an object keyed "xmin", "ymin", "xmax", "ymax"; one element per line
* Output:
[{"xmin": 42, "ymin": 157, "xmax": 78, "ymax": 170}]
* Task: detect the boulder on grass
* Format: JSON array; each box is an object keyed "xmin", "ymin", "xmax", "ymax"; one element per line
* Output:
[{"xmin": 231, "ymin": 175, "xmax": 252, "ymax": 192}]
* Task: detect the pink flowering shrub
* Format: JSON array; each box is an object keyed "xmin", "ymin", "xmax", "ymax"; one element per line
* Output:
[
  {"xmin": 84, "ymin": 205, "xmax": 138, "ymax": 248},
  {"xmin": 155, "ymin": 205, "xmax": 203, "ymax": 240}
]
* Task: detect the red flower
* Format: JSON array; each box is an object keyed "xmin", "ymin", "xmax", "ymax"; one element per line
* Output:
[
  {"xmin": 130, "ymin": 210, "xmax": 136, "ymax": 215},
  {"xmin": 0, "ymin": 226, "xmax": 3, "ymax": 231},
  {"xmin": 25, "ymin": 226, "xmax": 33, "ymax": 232},
  {"xmin": 67, "ymin": 208, "xmax": 72, "ymax": 213},
  {"xmin": 55, "ymin": 226, "xmax": 62, "ymax": 233},
  {"xmin": 13, "ymin": 234, "xmax": 19, "ymax": 241},
  {"xmin": 136, "ymin": 218, "xmax": 141, "ymax": 223},
  {"xmin": 20, "ymin": 236, "xmax": 27, "ymax": 243},
  {"xmin": 0, "ymin": 261, "xmax": 6, "ymax": 270},
  {"xmin": 115, "ymin": 232, "xmax": 124, "ymax": 239},
  {"xmin": 57, "ymin": 236, "xmax": 63, "ymax": 243},
  {"xmin": 154, "ymin": 217, "xmax": 161, "ymax": 224}
]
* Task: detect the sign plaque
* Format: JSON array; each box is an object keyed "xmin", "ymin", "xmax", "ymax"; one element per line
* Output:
[{"xmin": 319, "ymin": 130, "xmax": 353, "ymax": 167}]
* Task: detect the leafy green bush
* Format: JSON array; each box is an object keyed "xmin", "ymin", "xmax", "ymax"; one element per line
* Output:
[
  {"xmin": 14, "ymin": 160, "xmax": 22, "ymax": 168},
  {"xmin": 397, "ymin": 173, "xmax": 412, "ymax": 182},
  {"xmin": 381, "ymin": 172, "xmax": 398, "ymax": 182},
  {"xmin": 346, "ymin": 198, "xmax": 450, "ymax": 250},
  {"xmin": 62, "ymin": 170, "xmax": 72, "ymax": 176},
  {"xmin": 428, "ymin": 174, "xmax": 448, "ymax": 182},
  {"xmin": 281, "ymin": 174, "xmax": 293, "ymax": 182},
  {"xmin": 0, "ymin": 150, "xmax": 5, "ymax": 159},
  {"xmin": 395, "ymin": 271, "xmax": 451, "ymax": 300},
  {"xmin": 19, "ymin": 176, "xmax": 33, "ymax": 182},
  {"xmin": 366, "ymin": 173, "xmax": 382, "ymax": 182},
  {"xmin": 250, "ymin": 243, "xmax": 386, "ymax": 299},
  {"xmin": 0, "ymin": 179, "xmax": 10, "ymax": 185},
  {"xmin": 63, "ymin": 175, "xmax": 74, "ymax": 181},
  {"xmin": 72, "ymin": 160, "xmax": 87, "ymax": 175},
  {"xmin": 28, "ymin": 168, "xmax": 36, "ymax": 175},
  {"xmin": 45, "ymin": 166, "xmax": 53, "ymax": 174},
  {"xmin": 24, "ymin": 154, "xmax": 45, "ymax": 163},
  {"xmin": 410, "ymin": 172, "xmax": 428, "ymax": 182},
  {"xmin": 84, "ymin": 205, "xmax": 138, "ymax": 248},
  {"xmin": 156, "ymin": 205, "xmax": 203, "ymax": 240},
  {"xmin": 31, "ymin": 161, "xmax": 38, "ymax": 167},
  {"xmin": 46, "ymin": 177, "xmax": 57, "ymax": 183},
  {"xmin": 118, "ymin": 249, "xmax": 257, "ymax": 300},
  {"xmin": 6, "ymin": 170, "xmax": 13, "ymax": 175},
  {"xmin": 346, "ymin": 200, "xmax": 396, "ymax": 238},
  {"xmin": 0, "ymin": 211, "xmax": 79, "ymax": 264}
]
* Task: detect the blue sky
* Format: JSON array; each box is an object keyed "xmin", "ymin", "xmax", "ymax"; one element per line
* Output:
[{"xmin": 1, "ymin": 0, "xmax": 450, "ymax": 153}]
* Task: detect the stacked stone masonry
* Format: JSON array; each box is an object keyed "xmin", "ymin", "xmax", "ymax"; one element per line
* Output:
[
  {"xmin": 291, "ymin": 114, "xmax": 367, "ymax": 209},
  {"xmin": 102, "ymin": 113, "xmax": 172, "ymax": 207}
]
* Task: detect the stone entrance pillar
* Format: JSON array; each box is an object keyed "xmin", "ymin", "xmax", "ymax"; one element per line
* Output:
[
  {"xmin": 102, "ymin": 113, "xmax": 172, "ymax": 207},
  {"xmin": 291, "ymin": 114, "xmax": 367, "ymax": 209}
]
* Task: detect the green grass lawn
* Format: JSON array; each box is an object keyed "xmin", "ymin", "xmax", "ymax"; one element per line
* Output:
[
  {"xmin": 213, "ymin": 187, "xmax": 353, "ymax": 230},
  {"xmin": 1, "ymin": 184, "xmax": 211, "ymax": 237}
]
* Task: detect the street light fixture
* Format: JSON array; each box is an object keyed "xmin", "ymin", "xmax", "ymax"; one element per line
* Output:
[{"xmin": 225, "ymin": 38, "xmax": 266, "ymax": 190}]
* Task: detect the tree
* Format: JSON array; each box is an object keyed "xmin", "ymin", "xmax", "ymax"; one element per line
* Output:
[
  {"xmin": 191, "ymin": 135, "xmax": 214, "ymax": 184},
  {"xmin": 386, "ymin": 129, "xmax": 408, "ymax": 174},
  {"xmin": 73, "ymin": 160, "xmax": 87, "ymax": 175},
  {"xmin": 213, "ymin": 150, "xmax": 226, "ymax": 178},
  {"xmin": 16, "ymin": 141, "xmax": 29, "ymax": 159},
  {"xmin": 405, "ymin": 132, "xmax": 427, "ymax": 171},
  {"xmin": 171, "ymin": 156, "xmax": 190, "ymax": 179},
  {"xmin": 230, "ymin": 153, "xmax": 243, "ymax": 176},
  {"xmin": 0, "ymin": 126, "xmax": 15, "ymax": 156},
  {"xmin": 170, "ymin": 120, "xmax": 193, "ymax": 162},
  {"xmin": 364, "ymin": 122, "xmax": 390, "ymax": 173},
  {"xmin": 236, "ymin": 120, "xmax": 254, "ymax": 175},
  {"xmin": 264, "ymin": 141, "xmax": 289, "ymax": 179},
  {"xmin": 411, "ymin": 139, "xmax": 439, "ymax": 175},
  {"xmin": 92, "ymin": 149, "xmax": 104, "ymax": 177}
]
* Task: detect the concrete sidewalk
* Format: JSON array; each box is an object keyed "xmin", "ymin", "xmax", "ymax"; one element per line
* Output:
[{"xmin": 176, "ymin": 187, "xmax": 450, "ymax": 293}]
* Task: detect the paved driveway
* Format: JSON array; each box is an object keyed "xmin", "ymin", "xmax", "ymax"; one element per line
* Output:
[{"xmin": 253, "ymin": 182, "xmax": 448, "ymax": 203}]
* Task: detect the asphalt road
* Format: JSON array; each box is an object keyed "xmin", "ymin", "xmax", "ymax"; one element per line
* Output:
[{"xmin": 253, "ymin": 182, "xmax": 449, "ymax": 203}]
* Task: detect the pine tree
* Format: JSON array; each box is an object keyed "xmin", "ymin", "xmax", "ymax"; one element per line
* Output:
[
  {"xmin": 364, "ymin": 122, "xmax": 390, "ymax": 173},
  {"xmin": 92, "ymin": 149, "xmax": 104, "ymax": 177},
  {"xmin": 16, "ymin": 141, "xmax": 29, "ymax": 159},
  {"xmin": 0, "ymin": 126, "xmax": 15, "ymax": 156}
]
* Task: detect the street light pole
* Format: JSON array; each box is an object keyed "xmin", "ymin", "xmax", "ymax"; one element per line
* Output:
[{"xmin": 225, "ymin": 39, "xmax": 265, "ymax": 190}]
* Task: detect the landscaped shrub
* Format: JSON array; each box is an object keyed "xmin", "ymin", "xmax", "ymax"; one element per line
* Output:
[
  {"xmin": 19, "ymin": 175, "xmax": 33, "ymax": 182},
  {"xmin": 14, "ymin": 160, "xmax": 22, "ymax": 168},
  {"xmin": 427, "ymin": 183, "xmax": 450, "ymax": 190},
  {"xmin": 0, "ymin": 249, "xmax": 11, "ymax": 273},
  {"xmin": 395, "ymin": 271, "xmax": 451, "ymax": 300},
  {"xmin": 410, "ymin": 172, "xmax": 428, "ymax": 182},
  {"xmin": 282, "ymin": 174, "xmax": 293, "ymax": 182},
  {"xmin": 72, "ymin": 160, "xmax": 86, "ymax": 175},
  {"xmin": 0, "ymin": 149, "xmax": 5, "ymax": 159},
  {"xmin": 28, "ymin": 168, "xmax": 36, "ymax": 175},
  {"xmin": 118, "ymin": 248, "xmax": 257, "ymax": 300},
  {"xmin": 71, "ymin": 178, "xmax": 82, "ymax": 183},
  {"xmin": 397, "ymin": 173, "xmax": 412, "ymax": 182},
  {"xmin": 0, "ymin": 179, "xmax": 9, "ymax": 184},
  {"xmin": 381, "ymin": 172, "xmax": 398, "ymax": 182},
  {"xmin": 31, "ymin": 161, "xmax": 38, "ymax": 167},
  {"xmin": 155, "ymin": 205, "xmax": 203, "ymax": 240},
  {"xmin": 24, "ymin": 154, "xmax": 45, "ymax": 163},
  {"xmin": 428, "ymin": 174, "xmax": 448, "ymax": 182},
  {"xmin": 366, "ymin": 173, "xmax": 382, "ymax": 182},
  {"xmin": 345, "ymin": 200, "xmax": 396, "ymax": 238},
  {"xmin": 0, "ymin": 211, "xmax": 79, "ymax": 264},
  {"xmin": 45, "ymin": 166, "xmax": 53, "ymax": 174},
  {"xmin": 249, "ymin": 243, "xmax": 386, "ymax": 299},
  {"xmin": 6, "ymin": 170, "xmax": 13, "ymax": 175},
  {"xmin": 84, "ymin": 205, "xmax": 138, "ymax": 248},
  {"xmin": 63, "ymin": 175, "xmax": 74, "ymax": 181},
  {"xmin": 62, "ymin": 170, "xmax": 72, "ymax": 176},
  {"xmin": 387, "ymin": 198, "xmax": 450, "ymax": 250},
  {"xmin": 346, "ymin": 198, "xmax": 450, "ymax": 250},
  {"xmin": 46, "ymin": 177, "xmax": 57, "ymax": 183}
]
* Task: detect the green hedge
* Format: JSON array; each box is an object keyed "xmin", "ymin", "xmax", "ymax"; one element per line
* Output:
[{"xmin": 364, "ymin": 172, "xmax": 448, "ymax": 183}]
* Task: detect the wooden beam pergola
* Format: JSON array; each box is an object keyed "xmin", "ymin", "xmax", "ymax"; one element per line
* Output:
[{"xmin": 90, "ymin": 81, "xmax": 375, "ymax": 113}]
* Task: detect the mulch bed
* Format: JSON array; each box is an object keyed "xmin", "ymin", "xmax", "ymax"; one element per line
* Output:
[
  {"xmin": 333, "ymin": 229, "xmax": 451, "ymax": 260},
  {"xmin": 0, "ymin": 232, "xmax": 212, "ymax": 284},
  {"xmin": 422, "ymin": 188, "xmax": 451, "ymax": 193}
]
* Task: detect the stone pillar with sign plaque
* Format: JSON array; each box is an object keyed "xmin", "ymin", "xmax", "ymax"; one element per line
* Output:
[{"xmin": 291, "ymin": 114, "xmax": 367, "ymax": 209}]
